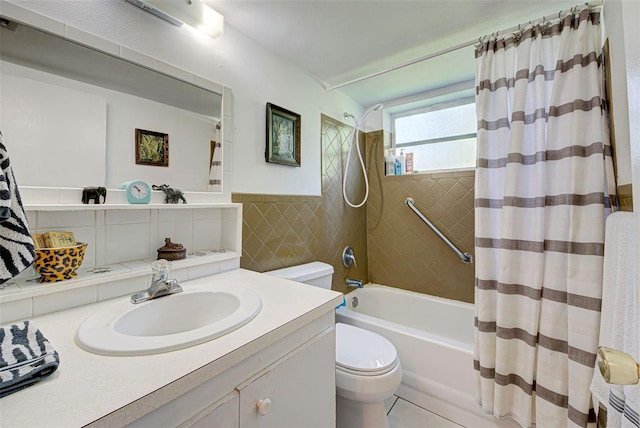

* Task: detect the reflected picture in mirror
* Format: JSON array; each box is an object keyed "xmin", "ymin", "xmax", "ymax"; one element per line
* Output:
[{"xmin": 135, "ymin": 129, "xmax": 169, "ymax": 167}]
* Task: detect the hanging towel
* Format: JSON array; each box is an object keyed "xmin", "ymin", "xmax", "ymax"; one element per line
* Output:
[
  {"xmin": 0, "ymin": 131, "xmax": 35, "ymax": 283},
  {"xmin": 589, "ymin": 212, "xmax": 640, "ymax": 427},
  {"xmin": 0, "ymin": 320, "xmax": 60, "ymax": 397}
]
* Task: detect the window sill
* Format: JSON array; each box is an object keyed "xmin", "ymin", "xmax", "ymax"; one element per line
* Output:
[{"xmin": 384, "ymin": 167, "xmax": 475, "ymax": 178}]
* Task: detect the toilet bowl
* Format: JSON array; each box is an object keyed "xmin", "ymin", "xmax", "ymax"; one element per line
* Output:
[
  {"xmin": 335, "ymin": 322, "xmax": 402, "ymax": 428},
  {"xmin": 264, "ymin": 262, "xmax": 402, "ymax": 428}
]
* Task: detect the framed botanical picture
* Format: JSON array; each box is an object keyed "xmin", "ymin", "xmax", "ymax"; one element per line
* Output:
[
  {"xmin": 265, "ymin": 103, "xmax": 301, "ymax": 167},
  {"xmin": 135, "ymin": 128, "xmax": 169, "ymax": 167}
]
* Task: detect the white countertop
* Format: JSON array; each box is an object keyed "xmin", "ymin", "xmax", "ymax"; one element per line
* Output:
[{"xmin": 0, "ymin": 269, "xmax": 342, "ymax": 427}]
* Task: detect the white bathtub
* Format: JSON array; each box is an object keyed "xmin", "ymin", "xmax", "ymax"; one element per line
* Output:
[{"xmin": 335, "ymin": 284, "xmax": 516, "ymax": 428}]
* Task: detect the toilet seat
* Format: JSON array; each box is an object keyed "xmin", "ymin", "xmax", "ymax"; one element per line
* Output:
[{"xmin": 335, "ymin": 323, "xmax": 398, "ymax": 376}]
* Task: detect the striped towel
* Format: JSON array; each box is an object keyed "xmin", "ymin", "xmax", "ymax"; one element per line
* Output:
[
  {"xmin": 0, "ymin": 321, "xmax": 60, "ymax": 397},
  {"xmin": 0, "ymin": 131, "xmax": 36, "ymax": 283}
]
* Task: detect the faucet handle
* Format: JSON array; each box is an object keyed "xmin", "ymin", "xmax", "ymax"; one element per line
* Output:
[
  {"xmin": 152, "ymin": 259, "xmax": 172, "ymax": 272},
  {"xmin": 342, "ymin": 246, "xmax": 357, "ymax": 268}
]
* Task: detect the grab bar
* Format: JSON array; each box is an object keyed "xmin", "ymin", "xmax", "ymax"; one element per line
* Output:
[{"xmin": 405, "ymin": 197, "xmax": 473, "ymax": 264}]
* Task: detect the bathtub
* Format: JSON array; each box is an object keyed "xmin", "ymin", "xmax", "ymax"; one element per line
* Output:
[{"xmin": 335, "ymin": 284, "xmax": 515, "ymax": 428}]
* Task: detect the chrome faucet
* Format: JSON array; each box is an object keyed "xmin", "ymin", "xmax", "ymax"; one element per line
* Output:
[
  {"xmin": 345, "ymin": 278, "xmax": 363, "ymax": 288},
  {"xmin": 130, "ymin": 259, "xmax": 183, "ymax": 304}
]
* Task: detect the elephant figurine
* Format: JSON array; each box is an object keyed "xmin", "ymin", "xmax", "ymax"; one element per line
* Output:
[
  {"xmin": 152, "ymin": 184, "xmax": 187, "ymax": 204},
  {"xmin": 81, "ymin": 186, "xmax": 107, "ymax": 204}
]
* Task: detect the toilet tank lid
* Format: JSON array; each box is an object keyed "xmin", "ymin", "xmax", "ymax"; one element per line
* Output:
[{"xmin": 264, "ymin": 262, "xmax": 334, "ymax": 282}]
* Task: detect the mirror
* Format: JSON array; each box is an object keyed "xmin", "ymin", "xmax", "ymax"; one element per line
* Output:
[{"xmin": 0, "ymin": 17, "xmax": 223, "ymax": 193}]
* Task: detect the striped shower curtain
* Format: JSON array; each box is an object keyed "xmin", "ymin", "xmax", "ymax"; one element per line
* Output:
[
  {"xmin": 474, "ymin": 8, "xmax": 616, "ymax": 428},
  {"xmin": 208, "ymin": 122, "xmax": 223, "ymax": 192}
]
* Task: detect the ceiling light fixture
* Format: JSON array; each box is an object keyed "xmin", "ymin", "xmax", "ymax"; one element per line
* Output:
[{"xmin": 125, "ymin": 0, "xmax": 224, "ymax": 39}]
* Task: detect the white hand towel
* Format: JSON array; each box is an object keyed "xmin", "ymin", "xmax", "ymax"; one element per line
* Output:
[{"xmin": 589, "ymin": 212, "xmax": 639, "ymax": 427}]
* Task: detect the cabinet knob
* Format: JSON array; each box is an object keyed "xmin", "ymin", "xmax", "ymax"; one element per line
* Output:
[{"xmin": 257, "ymin": 398, "xmax": 271, "ymax": 416}]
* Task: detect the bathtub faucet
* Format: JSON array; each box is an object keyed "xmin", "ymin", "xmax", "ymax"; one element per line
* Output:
[{"xmin": 346, "ymin": 278, "xmax": 363, "ymax": 288}]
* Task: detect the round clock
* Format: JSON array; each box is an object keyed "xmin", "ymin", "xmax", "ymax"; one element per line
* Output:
[{"xmin": 119, "ymin": 180, "xmax": 152, "ymax": 204}]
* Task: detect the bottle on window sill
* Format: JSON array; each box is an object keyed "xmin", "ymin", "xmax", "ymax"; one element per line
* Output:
[
  {"xmin": 385, "ymin": 150, "xmax": 395, "ymax": 176},
  {"xmin": 405, "ymin": 152, "xmax": 414, "ymax": 174},
  {"xmin": 394, "ymin": 157, "xmax": 403, "ymax": 175},
  {"xmin": 398, "ymin": 149, "xmax": 406, "ymax": 174}
]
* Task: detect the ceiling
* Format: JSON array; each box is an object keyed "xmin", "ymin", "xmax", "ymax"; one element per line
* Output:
[{"xmin": 209, "ymin": 0, "xmax": 585, "ymax": 111}]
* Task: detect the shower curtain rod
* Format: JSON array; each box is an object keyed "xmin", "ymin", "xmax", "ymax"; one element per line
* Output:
[{"xmin": 325, "ymin": 0, "xmax": 603, "ymax": 92}]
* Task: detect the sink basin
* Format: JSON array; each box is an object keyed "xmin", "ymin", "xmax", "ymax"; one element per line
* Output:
[{"xmin": 76, "ymin": 285, "xmax": 262, "ymax": 356}]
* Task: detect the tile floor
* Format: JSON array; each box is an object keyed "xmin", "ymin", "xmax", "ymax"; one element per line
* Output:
[{"xmin": 385, "ymin": 395, "xmax": 463, "ymax": 428}]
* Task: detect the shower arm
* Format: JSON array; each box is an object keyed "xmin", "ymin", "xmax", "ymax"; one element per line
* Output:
[{"xmin": 405, "ymin": 197, "xmax": 473, "ymax": 264}]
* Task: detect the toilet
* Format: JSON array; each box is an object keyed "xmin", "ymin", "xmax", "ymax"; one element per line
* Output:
[{"xmin": 265, "ymin": 262, "xmax": 402, "ymax": 428}]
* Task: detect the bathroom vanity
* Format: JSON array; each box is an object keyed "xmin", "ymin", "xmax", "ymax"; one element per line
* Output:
[{"xmin": 0, "ymin": 269, "xmax": 342, "ymax": 427}]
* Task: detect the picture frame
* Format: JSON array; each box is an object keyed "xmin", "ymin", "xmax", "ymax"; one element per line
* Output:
[
  {"xmin": 135, "ymin": 128, "xmax": 169, "ymax": 167},
  {"xmin": 265, "ymin": 102, "xmax": 301, "ymax": 167}
]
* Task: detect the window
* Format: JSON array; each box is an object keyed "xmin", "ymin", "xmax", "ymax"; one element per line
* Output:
[{"xmin": 393, "ymin": 99, "xmax": 476, "ymax": 173}]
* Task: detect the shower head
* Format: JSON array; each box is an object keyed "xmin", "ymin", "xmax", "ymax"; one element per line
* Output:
[{"xmin": 344, "ymin": 104, "xmax": 383, "ymax": 125}]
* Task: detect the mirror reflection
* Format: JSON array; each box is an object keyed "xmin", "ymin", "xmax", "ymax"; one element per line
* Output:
[{"xmin": 0, "ymin": 19, "xmax": 223, "ymax": 193}]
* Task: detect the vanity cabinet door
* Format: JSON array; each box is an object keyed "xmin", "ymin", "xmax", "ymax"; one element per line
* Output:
[
  {"xmin": 182, "ymin": 392, "xmax": 239, "ymax": 428},
  {"xmin": 239, "ymin": 329, "xmax": 336, "ymax": 428}
]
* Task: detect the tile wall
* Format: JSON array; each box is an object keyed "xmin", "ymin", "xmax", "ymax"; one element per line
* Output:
[
  {"xmin": 0, "ymin": 207, "xmax": 239, "ymax": 323},
  {"xmin": 235, "ymin": 116, "xmax": 475, "ymax": 302},
  {"xmin": 617, "ymin": 183, "xmax": 633, "ymax": 211},
  {"xmin": 232, "ymin": 115, "xmax": 368, "ymax": 294},
  {"xmin": 365, "ymin": 131, "xmax": 475, "ymax": 303},
  {"xmin": 23, "ymin": 208, "xmax": 227, "ymax": 269}
]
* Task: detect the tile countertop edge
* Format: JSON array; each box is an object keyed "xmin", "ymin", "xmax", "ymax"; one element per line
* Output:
[{"xmin": 0, "ymin": 269, "xmax": 343, "ymax": 428}]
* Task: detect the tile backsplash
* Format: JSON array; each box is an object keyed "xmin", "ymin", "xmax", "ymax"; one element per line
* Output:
[
  {"xmin": 24, "ymin": 208, "xmax": 225, "ymax": 272},
  {"xmin": 1, "ymin": 206, "xmax": 240, "ymax": 324}
]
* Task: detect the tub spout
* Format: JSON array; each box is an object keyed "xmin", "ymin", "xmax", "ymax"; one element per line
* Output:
[{"xmin": 346, "ymin": 278, "xmax": 363, "ymax": 288}]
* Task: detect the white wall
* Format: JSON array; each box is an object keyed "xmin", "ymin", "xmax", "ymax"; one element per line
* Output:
[{"xmin": 6, "ymin": 0, "xmax": 362, "ymax": 196}]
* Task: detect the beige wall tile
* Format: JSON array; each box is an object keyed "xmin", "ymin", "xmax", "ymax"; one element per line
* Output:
[
  {"xmin": 366, "ymin": 131, "xmax": 475, "ymax": 303},
  {"xmin": 232, "ymin": 115, "xmax": 368, "ymax": 293},
  {"xmin": 235, "ymin": 117, "xmax": 475, "ymax": 303}
]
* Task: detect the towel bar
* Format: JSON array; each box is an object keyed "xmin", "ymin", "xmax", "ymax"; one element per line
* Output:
[{"xmin": 405, "ymin": 197, "xmax": 473, "ymax": 264}]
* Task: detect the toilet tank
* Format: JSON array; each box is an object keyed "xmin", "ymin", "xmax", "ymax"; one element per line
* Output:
[{"xmin": 264, "ymin": 262, "xmax": 334, "ymax": 289}]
